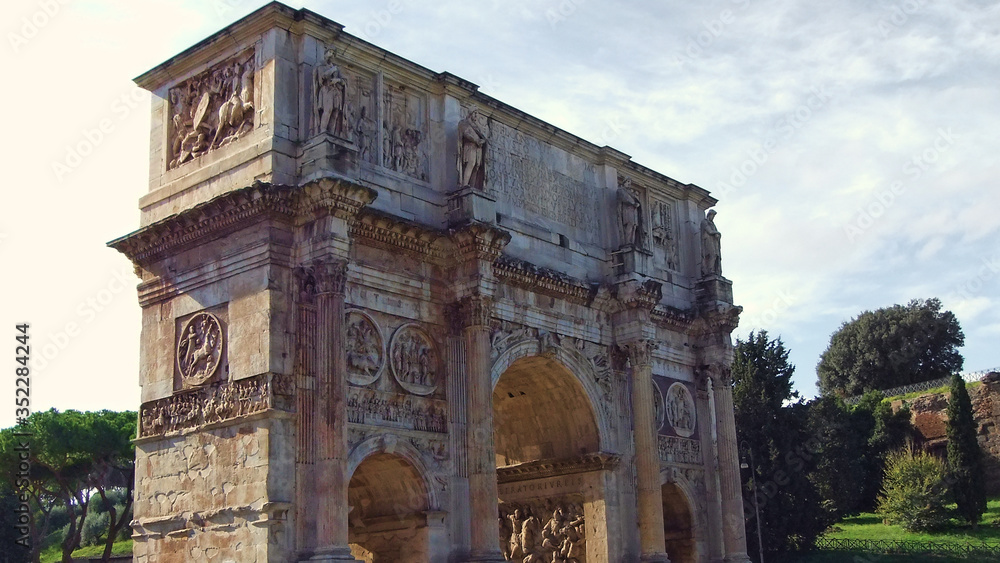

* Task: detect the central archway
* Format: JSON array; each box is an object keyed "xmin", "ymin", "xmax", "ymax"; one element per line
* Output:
[
  {"xmin": 492, "ymin": 353, "xmax": 614, "ymax": 562},
  {"xmin": 493, "ymin": 355, "xmax": 601, "ymax": 465}
]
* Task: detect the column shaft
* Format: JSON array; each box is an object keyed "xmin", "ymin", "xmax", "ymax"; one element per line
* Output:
[
  {"xmin": 629, "ymin": 343, "xmax": 670, "ymax": 563},
  {"xmin": 309, "ymin": 261, "xmax": 357, "ymax": 562},
  {"xmin": 713, "ymin": 375, "xmax": 750, "ymax": 563},
  {"xmin": 459, "ymin": 297, "xmax": 505, "ymax": 563}
]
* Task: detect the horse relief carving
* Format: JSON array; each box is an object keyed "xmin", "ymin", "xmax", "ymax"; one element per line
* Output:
[
  {"xmin": 176, "ymin": 312, "xmax": 224, "ymax": 386},
  {"xmin": 168, "ymin": 50, "xmax": 255, "ymax": 169},
  {"xmin": 500, "ymin": 501, "xmax": 586, "ymax": 563}
]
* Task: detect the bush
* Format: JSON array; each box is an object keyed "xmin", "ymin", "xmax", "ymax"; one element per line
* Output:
[
  {"xmin": 877, "ymin": 449, "xmax": 950, "ymax": 531},
  {"xmin": 81, "ymin": 511, "xmax": 109, "ymax": 547}
]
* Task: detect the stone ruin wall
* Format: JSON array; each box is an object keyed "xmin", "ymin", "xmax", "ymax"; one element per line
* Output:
[{"xmin": 896, "ymin": 373, "xmax": 1000, "ymax": 495}]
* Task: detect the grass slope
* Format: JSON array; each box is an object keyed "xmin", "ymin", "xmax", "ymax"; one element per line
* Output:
[
  {"xmin": 39, "ymin": 539, "xmax": 133, "ymax": 563},
  {"xmin": 824, "ymin": 498, "xmax": 1000, "ymax": 545}
]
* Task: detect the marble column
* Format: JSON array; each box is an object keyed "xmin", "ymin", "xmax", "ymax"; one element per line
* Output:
[
  {"xmin": 626, "ymin": 341, "xmax": 671, "ymax": 563},
  {"xmin": 458, "ymin": 296, "xmax": 506, "ymax": 562},
  {"xmin": 308, "ymin": 260, "xmax": 359, "ymax": 562},
  {"xmin": 710, "ymin": 366, "xmax": 751, "ymax": 563}
]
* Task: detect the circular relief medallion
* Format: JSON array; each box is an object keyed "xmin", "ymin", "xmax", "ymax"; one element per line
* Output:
[
  {"xmin": 666, "ymin": 382, "xmax": 696, "ymax": 438},
  {"xmin": 653, "ymin": 381, "xmax": 666, "ymax": 431},
  {"xmin": 345, "ymin": 311, "xmax": 384, "ymax": 386},
  {"xmin": 389, "ymin": 324, "xmax": 439, "ymax": 396},
  {"xmin": 176, "ymin": 312, "xmax": 224, "ymax": 386}
]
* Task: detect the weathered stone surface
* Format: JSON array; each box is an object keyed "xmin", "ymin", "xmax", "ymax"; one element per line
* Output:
[
  {"xmin": 899, "ymin": 375, "xmax": 1000, "ymax": 495},
  {"xmin": 113, "ymin": 3, "xmax": 748, "ymax": 562}
]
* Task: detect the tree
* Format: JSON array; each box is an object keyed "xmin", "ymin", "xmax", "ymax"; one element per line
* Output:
[
  {"xmin": 804, "ymin": 391, "xmax": 913, "ymax": 518},
  {"xmin": 817, "ymin": 298, "xmax": 964, "ymax": 397},
  {"xmin": 805, "ymin": 396, "xmax": 867, "ymax": 518},
  {"xmin": 877, "ymin": 449, "xmax": 950, "ymax": 531},
  {"xmin": 732, "ymin": 331, "xmax": 829, "ymax": 559},
  {"xmin": 0, "ymin": 410, "xmax": 136, "ymax": 563},
  {"xmin": 946, "ymin": 374, "xmax": 986, "ymax": 526}
]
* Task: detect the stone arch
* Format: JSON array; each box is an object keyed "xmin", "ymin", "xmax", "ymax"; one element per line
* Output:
[
  {"xmin": 491, "ymin": 338, "xmax": 614, "ymax": 454},
  {"xmin": 659, "ymin": 472, "xmax": 705, "ymax": 563},
  {"xmin": 346, "ymin": 438, "xmax": 446, "ymax": 563},
  {"xmin": 347, "ymin": 435, "xmax": 440, "ymax": 511}
]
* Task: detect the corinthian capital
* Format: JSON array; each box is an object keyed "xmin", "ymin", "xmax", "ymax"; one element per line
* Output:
[
  {"xmin": 698, "ymin": 363, "xmax": 732, "ymax": 385},
  {"xmin": 449, "ymin": 295, "xmax": 494, "ymax": 331},
  {"xmin": 302, "ymin": 259, "xmax": 349, "ymax": 296},
  {"xmin": 622, "ymin": 340, "xmax": 657, "ymax": 370}
]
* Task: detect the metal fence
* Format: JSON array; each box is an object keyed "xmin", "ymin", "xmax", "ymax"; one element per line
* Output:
[
  {"xmin": 843, "ymin": 368, "xmax": 999, "ymax": 405},
  {"xmin": 814, "ymin": 537, "xmax": 1000, "ymax": 556}
]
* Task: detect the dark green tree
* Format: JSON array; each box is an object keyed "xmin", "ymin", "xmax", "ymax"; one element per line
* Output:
[
  {"xmin": 805, "ymin": 395, "xmax": 867, "ymax": 518},
  {"xmin": 817, "ymin": 298, "xmax": 964, "ymax": 397},
  {"xmin": 0, "ymin": 482, "xmax": 31, "ymax": 563},
  {"xmin": 0, "ymin": 410, "xmax": 136, "ymax": 563},
  {"xmin": 732, "ymin": 331, "xmax": 829, "ymax": 559},
  {"xmin": 946, "ymin": 374, "xmax": 986, "ymax": 526},
  {"xmin": 861, "ymin": 397, "xmax": 913, "ymax": 512}
]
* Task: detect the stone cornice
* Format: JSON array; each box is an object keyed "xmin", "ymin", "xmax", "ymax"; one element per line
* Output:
[
  {"xmin": 109, "ymin": 178, "xmax": 376, "ymax": 266},
  {"xmin": 615, "ymin": 278, "xmax": 663, "ymax": 311},
  {"xmin": 496, "ymin": 453, "xmax": 621, "ymax": 484},
  {"xmin": 350, "ymin": 208, "xmax": 447, "ymax": 262},
  {"xmin": 651, "ymin": 305, "xmax": 695, "ymax": 331},
  {"xmin": 449, "ymin": 222, "xmax": 511, "ymax": 264},
  {"xmin": 296, "ymin": 176, "xmax": 377, "ymax": 220},
  {"xmin": 109, "ymin": 181, "xmax": 297, "ymax": 265},
  {"xmin": 690, "ymin": 303, "xmax": 743, "ymax": 338},
  {"xmin": 493, "ymin": 255, "xmax": 593, "ymax": 306}
]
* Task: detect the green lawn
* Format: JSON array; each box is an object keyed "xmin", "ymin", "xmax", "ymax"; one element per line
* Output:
[
  {"xmin": 823, "ymin": 497, "xmax": 1000, "ymax": 545},
  {"xmin": 784, "ymin": 552, "xmax": 997, "ymax": 563},
  {"xmin": 39, "ymin": 539, "xmax": 133, "ymax": 563}
]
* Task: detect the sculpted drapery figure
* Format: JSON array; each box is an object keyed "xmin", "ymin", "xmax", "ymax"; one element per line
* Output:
[
  {"xmin": 701, "ymin": 209, "xmax": 722, "ymax": 276},
  {"xmin": 458, "ymin": 108, "xmax": 489, "ymax": 189},
  {"xmin": 618, "ymin": 181, "xmax": 642, "ymax": 248},
  {"xmin": 313, "ymin": 49, "xmax": 348, "ymax": 138}
]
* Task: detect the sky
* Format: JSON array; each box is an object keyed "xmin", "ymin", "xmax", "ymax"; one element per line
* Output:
[{"xmin": 1, "ymin": 0, "xmax": 998, "ymax": 426}]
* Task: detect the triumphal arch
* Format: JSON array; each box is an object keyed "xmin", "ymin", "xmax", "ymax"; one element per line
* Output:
[{"xmin": 111, "ymin": 4, "xmax": 750, "ymax": 562}]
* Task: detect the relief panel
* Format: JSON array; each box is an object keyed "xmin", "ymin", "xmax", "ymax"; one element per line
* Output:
[
  {"xmin": 167, "ymin": 49, "xmax": 255, "ymax": 169},
  {"xmin": 382, "ymin": 81, "xmax": 428, "ymax": 180},
  {"xmin": 499, "ymin": 496, "xmax": 587, "ymax": 563}
]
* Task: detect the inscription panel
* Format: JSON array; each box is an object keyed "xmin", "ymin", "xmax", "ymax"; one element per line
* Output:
[{"xmin": 486, "ymin": 119, "xmax": 602, "ymax": 243}]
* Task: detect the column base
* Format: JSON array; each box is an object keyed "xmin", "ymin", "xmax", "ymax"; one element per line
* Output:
[
  {"xmin": 640, "ymin": 554, "xmax": 671, "ymax": 563},
  {"xmin": 301, "ymin": 546, "xmax": 361, "ymax": 562},
  {"xmin": 723, "ymin": 555, "xmax": 752, "ymax": 563}
]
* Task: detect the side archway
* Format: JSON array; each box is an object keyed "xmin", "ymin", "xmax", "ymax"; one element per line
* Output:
[
  {"xmin": 659, "ymin": 474, "xmax": 705, "ymax": 563},
  {"xmin": 346, "ymin": 437, "xmax": 445, "ymax": 563}
]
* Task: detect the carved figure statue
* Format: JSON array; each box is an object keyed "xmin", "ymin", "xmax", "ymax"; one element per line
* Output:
[
  {"xmin": 666, "ymin": 383, "xmax": 696, "ymax": 437},
  {"xmin": 458, "ymin": 108, "xmax": 489, "ymax": 188},
  {"xmin": 313, "ymin": 49, "xmax": 348, "ymax": 137},
  {"xmin": 500, "ymin": 503, "xmax": 586, "ymax": 563},
  {"xmin": 701, "ymin": 209, "xmax": 722, "ymax": 276},
  {"xmin": 618, "ymin": 185, "xmax": 642, "ymax": 248},
  {"xmin": 354, "ymin": 105, "xmax": 375, "ymax": 161}
]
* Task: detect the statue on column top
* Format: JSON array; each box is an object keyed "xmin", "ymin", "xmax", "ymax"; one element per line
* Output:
[
  {"xmin": 313, "ymin": 49, "xmax": 348, "ymax": 138},
  {"xmin": 458, "ymin": 108, "xmax": 489, "ymax": 189},
  {"xmin": 701, "ymin": 209, "xmax": 722, "ymax": 277},
  {"xmin": 618, "ymin": 183, "xmax": 642, "ymax": 248}
]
